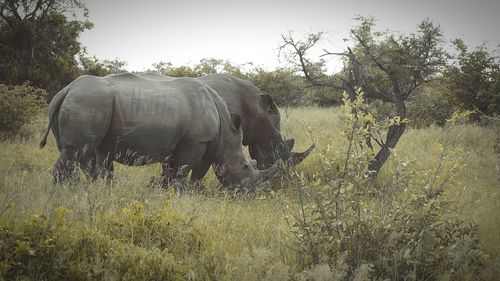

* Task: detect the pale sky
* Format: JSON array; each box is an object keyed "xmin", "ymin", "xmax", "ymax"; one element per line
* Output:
[{"xmin": 79, "ymin": 0, "xmax": 500, "ymax": 73}]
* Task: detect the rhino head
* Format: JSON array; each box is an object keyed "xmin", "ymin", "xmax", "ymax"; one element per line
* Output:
[
  {"xmin": 214, "ymin": 113, "xmax": 282, "ymax": 189},
  {"xmin": 246, "ymin": 94, "xmax": 315, "ymax": 170}
]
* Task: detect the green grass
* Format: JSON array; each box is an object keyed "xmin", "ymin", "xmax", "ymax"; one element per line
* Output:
[
  {"xmin": 0, "ymin": 107, "xmax": 498, "ymax": 280},
  {"xmin": 383, "ymin": 124, "xmax": 500, "ymax": 255}
]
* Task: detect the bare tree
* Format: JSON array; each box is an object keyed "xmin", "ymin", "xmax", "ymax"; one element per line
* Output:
[{"xmin": 280, "ymin": 17, "xmax": 446, "ymax": 178}]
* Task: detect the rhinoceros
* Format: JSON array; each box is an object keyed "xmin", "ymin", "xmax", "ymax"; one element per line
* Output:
[
  {"xmin": 39, "ymin": 73, "xmax": 281, "ymax": 188},
  {"xmin": 136, "ymin": 72, "xmax": 315, "ymax": 169}
]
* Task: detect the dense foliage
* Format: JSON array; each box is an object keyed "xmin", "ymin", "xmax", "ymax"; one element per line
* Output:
[
  {"xmin": 0, "ymin": 84, "xmax": 46, "ymax": 138},
  {"xmin": 149, "ymin": 59, "xmax": 345, "ymax": 107},
  {"xmin": 0, "ymin": 206, "xmax": 197, "ymax": 280},
  {"xmin": 0, "ymin": 0, "xmax": 93, "ymax": 96},
  {"xmin": 150, "ymin": 58, "xmax": 247, "ymax": 78},
  {"xmin": 79, "ymin": 55, "xmax": 128, "ymax": 77},
  {"xmin": 445, "ymin": 39, "xmax": 500, "ymax": 117}
]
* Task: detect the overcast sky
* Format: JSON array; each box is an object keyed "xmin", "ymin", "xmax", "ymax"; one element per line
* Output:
[{"xmin": 79, "ymin": 0, "xmax": 500, "ymax": 73}]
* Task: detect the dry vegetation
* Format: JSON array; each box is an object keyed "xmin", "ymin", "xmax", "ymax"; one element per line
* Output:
[{"xmin": 0, "ymin": 106, "xmax": 498, "ymax": 280}]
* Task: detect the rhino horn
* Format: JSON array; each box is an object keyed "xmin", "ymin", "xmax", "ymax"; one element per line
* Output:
[{"xmin": 287, "ymin": 143, "xmax": 315, "ymax": 166}]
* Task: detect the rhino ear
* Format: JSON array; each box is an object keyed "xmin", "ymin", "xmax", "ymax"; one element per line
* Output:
[
  {"xmin": 229, "ymin": 113, "xmax": 242, "ymax": 133},
  {"xmin": 260, "ymin": 94, "xmax": 278, "ymax": 113}
]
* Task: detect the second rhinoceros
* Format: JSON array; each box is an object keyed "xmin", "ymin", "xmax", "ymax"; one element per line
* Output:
[
  {"xmin": 137, "ymin": 72, "xmax": 315, "ymax": 169},
  {"xmin": 39, "ymin": 73, "xmax": 281, "ymax": 188}
]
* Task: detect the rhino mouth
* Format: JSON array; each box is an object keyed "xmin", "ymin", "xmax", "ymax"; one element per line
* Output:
[
  {"xmin": 234, "ymin": 159, "xmax": 284, "ymax": 190},
  {"xmin": 243, "ymin": 142, "xmax": 315, "ymax": 189},
  {"xmin": 216, "ymin": 160, "xmax": 283, "ymax": 189},
  {"xmin": 217, "ymin": 140, "xmax": 315, "ymax": 190},
  {"xmin": 252, "ymin": 139, "xmax": 315, "ymax": 170}
]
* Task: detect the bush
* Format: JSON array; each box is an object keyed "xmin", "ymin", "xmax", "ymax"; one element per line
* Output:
[
  {"xmin": 406, "ymin": 81, "xmax": 456, "ymax": 128},
  {"xmin": 247, "ymin": 68, "xmax": 307, "ymax": 107},
  {"xmin": 305, "ymin": 86, "xmax": 343, "ymax": 107},
  {"xmin": 445, "ymin": 40, "xmax": 500, "ymax": 117},
  {"xmin": 247, "ymin": 68, "xmax": 343, "ymax": 107},
  {"xmin": 283, "ymin": 94, "xmax": 491, "ymax": 280},
  {"xmin": 0, "ymin": 84, "xmax": 47, "ymax": 138},
  {"xmin": 0, "ymin": 202, "xmax": 213, "ymax": 280},
  {"xmin": 367, "ymin": 80, "xmax": 457, "ymax": 128}
]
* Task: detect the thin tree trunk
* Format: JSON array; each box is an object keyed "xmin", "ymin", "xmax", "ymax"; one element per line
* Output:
[{"xmin": 368, "ymin": 100, "xmax": 407, "ymax": 178}]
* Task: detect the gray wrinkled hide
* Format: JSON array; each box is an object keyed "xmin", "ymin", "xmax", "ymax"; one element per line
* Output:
[
  {"xmin": 62, "ymin": 74, "xmax": 219, "ymax": 164},
  {"xmin": 137, "ymin": 73, "xmax": 288, "ymax": 168},
  {"xmin": 43, "ymin": 73, "xmax": 269, "ymax": 187}
]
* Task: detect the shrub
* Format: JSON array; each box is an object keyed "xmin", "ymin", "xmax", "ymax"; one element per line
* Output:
[
  {"xmin": 283, "ymin": 93, "xmax": 491, "ymax": 280},
  {"xmin": 0, "ymin": 202, "xmax": 214, "ymax": 281},
  {"xmin": 445, "ymin": 40, "xmax": 500, "ymax": 117},
  {"xmin": 305, "ymin": 86, "xmax": 343, "ymax": 107},
  {"xmin": 247, "ymin": 68, "xmax": 307, "ymax": 107},
  {"xmin": 406, "ymin": 81, "xmax": 456, "ymax": 128},
  {"xmin": 247, "ymin": 67, "xmax": 343, "ymax": 107},
  {"xmin": 367, "ymin": 80, "xmax": 457, "ymax": 129},
  {"xmin": 0, "ymin": 84, "xmax": 47, "ymax": 138}
]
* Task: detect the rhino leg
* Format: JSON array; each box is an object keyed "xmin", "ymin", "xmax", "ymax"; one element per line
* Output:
[
  {"xmin": 190, "ymin": 159, "xmax": 211, "ymax": 187},
  {"xmin": 161, "ymin": 143, "xmax": 208, "ymax": 192},
  {"xmin": 53, "ymin": 146, "xmax": 78, "ymax": 185},
  {"xmin": 78, "ymin": 146, "xmax": 99, "ymax": 181},
  {"xmin": 160, "ymin": 162, "xmax": 188, "ymax": 192},
  {"xmin": 96, "ymin": 150, "xmax": 114, "ymax": 183},
  {"xmin": 160, "ymin": 156, "xmax": 177, "ymax": 188},
  {"xmin": 79, "ymin": 154, "xmax": 97, "ymax": 180}
]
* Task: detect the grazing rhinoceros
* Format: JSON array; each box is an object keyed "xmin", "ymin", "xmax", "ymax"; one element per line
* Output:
[
  {"xmin": 136, "ymin": 72, "xmax": 315, "ymax": 169},
  {"xmin": 39, "ymin": 73, "xmax": 281, "ymax": 188}
]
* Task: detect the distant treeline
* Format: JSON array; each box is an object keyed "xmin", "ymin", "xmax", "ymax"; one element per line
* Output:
[{"xmin": 1, "ymin": 0, "xmax": 499, "ymax": 127}]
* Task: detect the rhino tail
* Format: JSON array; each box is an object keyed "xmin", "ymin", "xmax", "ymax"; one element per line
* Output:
[{"xmin": 39, "ymin": 87, "xmax": 69, "ymax": 149}]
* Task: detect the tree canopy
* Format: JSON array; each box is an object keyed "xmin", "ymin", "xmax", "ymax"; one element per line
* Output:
[
  {"xmin": 445, "ymin": 39, "xmax": 500, "ymax": 116},
  {"xmin": 0, "ymin": 0, "xmax": 92, "ymax": 95}
]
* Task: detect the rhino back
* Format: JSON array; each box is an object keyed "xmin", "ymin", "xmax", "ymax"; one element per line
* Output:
[
  {"xmin": 198, "ymin": 74, "xmax": 257, "ymax": 114},
  {"xmin": 101, "ymin": 74, "xmax": 221, "ymax": 163},
  {"xmin": 57, "ymin": 76, "xmax": 115, "ymax": 150},
  {"xmin": 198, "ymin": 74, "xmax": 281, "ymax": 142},
  {"xmin": 134, "ymin": 72, "xmax": 176, "ymax": 81}
]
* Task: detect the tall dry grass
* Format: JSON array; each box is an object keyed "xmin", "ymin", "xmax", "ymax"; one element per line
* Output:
[{"xmin": 0, "ymin": 107, "xmax": 498, "ymax": 280}]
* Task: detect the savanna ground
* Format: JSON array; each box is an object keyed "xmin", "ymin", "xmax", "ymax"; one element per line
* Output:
[{"xmin": 0, "ymin": 107, "xmax": 499, "ymax": 280}]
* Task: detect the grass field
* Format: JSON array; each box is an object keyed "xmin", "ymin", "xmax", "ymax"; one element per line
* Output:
[{"xmin": 0, "ymin": 107, "xmax": 498, "ymax": 280}]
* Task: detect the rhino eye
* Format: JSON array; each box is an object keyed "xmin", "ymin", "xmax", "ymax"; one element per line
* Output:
[{"xmin": 243, "ymin": 163, "xmax": 250, "ymax": 169}]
